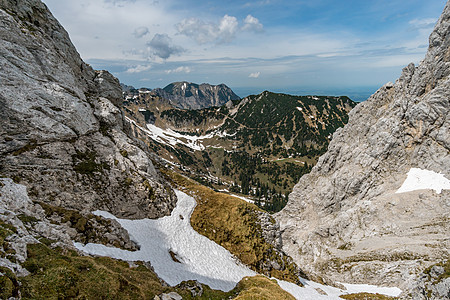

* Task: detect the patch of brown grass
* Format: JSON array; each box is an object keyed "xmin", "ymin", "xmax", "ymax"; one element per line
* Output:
[
  {"xmin": 162, "ymin": 170, "xmax": 301, "ymax": 284},
  {"xmin": 339, "ymin": 292, "xmax": 397, "ymax": 300},
  {"xmin": 234, "ymin": 275, "xmax": 296, "ymax": 300}
]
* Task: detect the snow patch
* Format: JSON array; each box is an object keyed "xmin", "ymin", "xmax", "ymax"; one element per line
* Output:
[
  {"xmin": 75, "ymin": 190, "xmax": 256, "ymax": 291},
  {"xmin": 125, "ymin": 117, "xmax": 214, "ymax": 151},
  {"xmin": 340, "ymin": 282, "xmax": 402, "ymax": 297},
  {"xmin": 74, "ymin": 190, "xmax": 402, "ymax": 298},
  {"xmin": 277, "ymin": 278, "xmax": 402, "ymax": 299},
  {"xmin": 396, "ymin": 168, "xmax": 450, "ymax": 194},
  {"xmin": 125, "ymin": 117, "xmax": 235, "ymax": 151},
  {"xmin": 230, "ymin": 194, "xmax": 254, "ymax": 204}
]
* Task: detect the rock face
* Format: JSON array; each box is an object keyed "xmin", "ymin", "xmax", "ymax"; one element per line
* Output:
[
  {"xmin": 151, "ymin": 81, "xmax": 240, "ymax": 109},
  {"xmin": 276, "ymin": 2, "xmax": 450, "ymax": 298},
  {"xmin": 0, "ymin": 0, "xmax": 176, "ymax": 219},
  {"xmin": 0, "ymin": 178, "xmax": 137, "ymax": 270}
]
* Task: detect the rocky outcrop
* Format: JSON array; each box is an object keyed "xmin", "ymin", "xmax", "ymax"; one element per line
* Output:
[
  {"xmin": 276, "ymin": 2, "xmax": 450, "ymax": 298},
  {"xmin": 151, "ymin": 81, "xmax": 240, "ymax": 109},
  {"xmin": 0, "ymin": 0, "xmax": 176, "ymax": 219},
  {"xmin": 0, "ymin": 178, "xmax": 137, "ymax": 269}
]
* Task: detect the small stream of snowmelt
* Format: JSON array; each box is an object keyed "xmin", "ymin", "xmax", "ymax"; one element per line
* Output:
[{"xmin": 74, "ymin": 190, "xmax": 401, "ymax": 298}]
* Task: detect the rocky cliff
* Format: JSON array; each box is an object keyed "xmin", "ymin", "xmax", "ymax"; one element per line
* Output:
[
  {"xmin": 151, "ymin": 81, "xmax": 240, "ymax": 109},
  {"xmin": 276, "ymin": 2, "xmax": 450, "ymax": 299},
  {"xmin": 0, "ymin": 0, "xmax": 176, "ymax": 219}
]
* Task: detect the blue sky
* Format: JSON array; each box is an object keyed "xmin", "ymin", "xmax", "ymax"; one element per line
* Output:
[{"xmin": 42, "ymin": 0, "xmax": 446, "ymax": 100}]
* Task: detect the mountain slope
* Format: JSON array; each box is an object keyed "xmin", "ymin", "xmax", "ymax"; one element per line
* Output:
[
  {"xmin": 123, "ymin": 91, "xmax": 356, "ymax": 212},
  {"xmin": 0, "ymin": 0, "xmax": 177, "ymax": 218},
  {"xmin": 150, "ymin": 81, "xmax": 240, "ymax": 109},
  {"xmin": 276, "ymin": 3, "xmax": 450, "ymax": 299},
  {"xmin": 0, "ymin": 2, "xmax": 312, "ymax": 298}
]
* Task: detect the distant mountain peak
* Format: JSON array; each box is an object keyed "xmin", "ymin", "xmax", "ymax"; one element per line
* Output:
[{"xmin": 151, "ymin": 81, "xmax": 240, "ymax": 110}]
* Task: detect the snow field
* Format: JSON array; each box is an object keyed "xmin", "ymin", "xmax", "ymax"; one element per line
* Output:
[
  {"xmin": 277, "ymin": 279, "xmax": 401, "ymax": 300},
  {"xmin": 396, "ymin": 168, "xmax": 450, "ymax": 194},
  {"xmin": 75, "ymin": 190, "xmax": 256, "ymax": 291},
  {"xmin": 74, "ymin": 190, "xmax": 402, "ymax": 298},
  {"xmin": 125, "ymin": 117, "xmax": 237, "ymax": 152}
]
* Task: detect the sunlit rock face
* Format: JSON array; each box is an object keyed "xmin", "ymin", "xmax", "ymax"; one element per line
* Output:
[
  {"xmin": 276, "ymin": 2, "xmax": 450, "ymax": 299},
  {"xmin": 0, "ymin": 0, "xmax": 176, "ymax": 219},
  {"xmin": 150, "ymin": 81, "xmax": 240, "ymax": 110}
]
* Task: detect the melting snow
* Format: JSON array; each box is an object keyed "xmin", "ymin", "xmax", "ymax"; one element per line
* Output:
[
  {"xmin": 396, "ymin": 168, "xmax": 450, "ymax": 194},
  {"xmin": 145, "ymin": 123, "xmax": 214, "ymax": 151},
  {"xmin": 125, "ymin": 117, "xmax": 213, "ymax": 151},
  {"xmin": 278, "ymin": 279, "xmax": 402, "ymax": 300},
  {"xmin": 74, "ymin": 190, "xmax": 402, "ymax": 298},
  {"xmin": 230, "ymin": 194, "xmax": 254, "ymax": 203},
  {"xmin": 125, "ymin": 117, "xmax": 234, "ymax": 151},
  {"xmin": 75, "ymin": 190, "xmax": 256, "ymax": 291}
]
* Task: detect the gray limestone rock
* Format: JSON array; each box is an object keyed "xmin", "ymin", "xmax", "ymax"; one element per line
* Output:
[
  {"xmin": 0, "ymin": 178, "xmax": 138, "ymax": 266},
  {"xmin": 151, "ymin": 81, "xmax": 240, "ymax": 110},
  {"xmin": 0, "ymin": 0, "xmax": 176, "ymax": 220},
  {"xmin": 276, "ymin": 2, "xmax": 450, "ymax": 297}
]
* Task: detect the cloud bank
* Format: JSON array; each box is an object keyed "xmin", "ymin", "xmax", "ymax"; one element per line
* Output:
[
  {"xmin": 166, "ymin": 66, "xmax": 191, "ymax": 74},
  {"xmin": 133, "ymin": 26, "xmax": 149, "ymax": 38},
  {"xmin": 176, "ymin": 14, "xmax": 262, "ymax": 44}
]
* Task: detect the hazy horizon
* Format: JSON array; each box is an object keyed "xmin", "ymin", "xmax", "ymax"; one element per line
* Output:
[{"xmin": 42, "ymin": 0, "xmax": 446, "ymax": 102}]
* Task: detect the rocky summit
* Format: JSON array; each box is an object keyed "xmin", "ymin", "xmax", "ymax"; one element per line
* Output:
[
  {"xmin": 150, "ymin": 81, "xmax": 240, "ymax": 109},
  {"xmin": 276, "ymin": 2, "xmax": 450, "ymax": 299},
  {"xmin": 0, "ymin": 0, "xmax": 176, "ymax": 220}
]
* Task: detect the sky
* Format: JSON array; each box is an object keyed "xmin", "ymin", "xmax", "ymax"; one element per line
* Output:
[{"xmin": 42, "ymin": 0, "xmax": 447, "ymax": 101}]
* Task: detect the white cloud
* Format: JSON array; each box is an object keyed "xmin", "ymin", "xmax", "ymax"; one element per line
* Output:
[
  {"xmin": 242, "ymin": 15, "xmax": 263, "ymax": 33},
  {"xmin": 409, "ymin": 18, "xmax": 437, "ymax": 30},
  {"xmin": 249, "ymin": 72, "xmax": 260, "ymax": 78},
  {"xmin": 126, "ymin": 64, "xmax": 152, "ymax": 73},
  {"xmin": 176, "ymin": 15, "xmax": 239, "ymax": 44},
  {"xmin": 165, "ymin": 66, "xmax": 191, "ymax": 74},
  {"xmin": 133, "ymin": 26, "xmax": 149, "ymax": 38},
  {"xmin": 218, "ymin": 15, "xmax": 239, "ymax": 43},
  {"xmin": 104, "ymin": 0, "xmax": 136, "ymax": 7},
  {"xmin": 147, "ymin": 33, "xmax": 185, "ymax": 59}
]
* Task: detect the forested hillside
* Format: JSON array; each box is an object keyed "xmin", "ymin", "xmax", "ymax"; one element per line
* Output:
[{"xmin": 123, "ymin": 90, "xmax": 356, "ymax": 212}]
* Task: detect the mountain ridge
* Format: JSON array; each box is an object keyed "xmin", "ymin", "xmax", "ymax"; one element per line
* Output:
[
  {"xmin": 123, "ymin": 89, "xmax": 356, "ymax": 212},
  {"xmin": 148, "ymin": 81, "xmax": 240, "ymax": 110}
]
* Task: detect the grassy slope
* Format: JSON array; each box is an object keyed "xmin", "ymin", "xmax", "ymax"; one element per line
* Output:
[
  {"xmin": 163, "ymin": 170, "xmax": 301, "ymax": 284},
  {"xmin": 234, "ymin": 276, "xmax": 295, "ymax": 300},
  {"xmin": 0, "ymin": 219, "xmax": 295, "ymax": 299}
]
